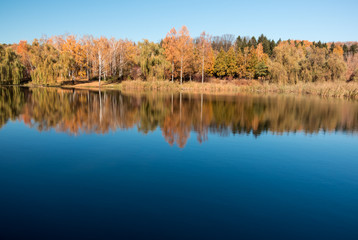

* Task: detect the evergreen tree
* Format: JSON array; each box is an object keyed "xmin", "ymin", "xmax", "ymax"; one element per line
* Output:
[
  {"xmin": 329, "ymin": 42, "xmax": 336, "ymax": 53},
  {"xmin": 257, "ymin": 34, "xmax": 272, "ymax": 55},
  {"xmin": 246, "ymin": 47, "xmax": 258, "ymax": 79},
  {"xmin": 255, "ymin": 61, "xmax": 268, "ymax": 80},
  {"xmin": 350, "ymin": 44, "xmax": 358, "ymax": 56},
  {"xmin": 343, "ymin": 44, "xmax": 348, "ymax": 57},
  {"xmin": 213, "ymin": 49, "xmax": 227, "ymax": 78},
  {"xmin": 235, "ymin": 36, "xmax": 243, "ymax": 52},
  {"xmin": 248, "ymin": 37, "xmax": 257, "ymax": 49},
  {"xmin": 226, "ymin": 47, "xmax": 237, "ymax": 77},
  {"xmin": 236, "ymin": 49, "xmax": 246, "ymax": 79}
]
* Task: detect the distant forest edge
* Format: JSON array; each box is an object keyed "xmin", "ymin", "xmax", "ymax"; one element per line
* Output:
[{"xmin": 1, "ymin": 26, "xmax": 358, "ymax": 85}]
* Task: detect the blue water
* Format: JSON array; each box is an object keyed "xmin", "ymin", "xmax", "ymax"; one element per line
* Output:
[{"xmin": 0, "ymin": 87, "xmax": 358, "ymax": 239}]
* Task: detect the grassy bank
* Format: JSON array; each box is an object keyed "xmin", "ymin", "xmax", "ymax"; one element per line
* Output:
[
  {"xmin": 247, "ymin": 82, "xmax": 358, "ymax": 99},
  {"xmin": 24, "ymin": 79, "xmax": 358, "ymax": 99},
  {"xmin": 110, "ymin": 80, "xmax": 358, "ymax": 99}
]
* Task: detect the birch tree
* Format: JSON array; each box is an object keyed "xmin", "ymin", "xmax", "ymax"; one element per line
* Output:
[{"xmin": 93, "ymin": 37, "xmax": 109, "ymax": 86}]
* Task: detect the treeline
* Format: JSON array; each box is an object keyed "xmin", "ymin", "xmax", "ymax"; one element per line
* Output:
[
  {"xmin": 1, "ymin": 26, "xmax": 358, "ymax": 85},
  {"xmin": 1, "ymin": 87, "xmax": 358, "ymax": 147}
]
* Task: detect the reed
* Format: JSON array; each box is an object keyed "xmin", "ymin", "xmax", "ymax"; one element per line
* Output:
[{"xmin": 119, "ymin": 80, "xmax": 358, "ymax": 99}]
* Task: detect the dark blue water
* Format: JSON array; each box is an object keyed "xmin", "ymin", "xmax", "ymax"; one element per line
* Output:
[{"xmin": 0, "ymin": 87, "xmax": 358, "ymax": 239}]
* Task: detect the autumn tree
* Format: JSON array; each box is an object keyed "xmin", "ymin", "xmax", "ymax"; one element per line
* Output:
[
  {"xmin": 197, "ymin": 32, "xmax": 213, "ymax": 83},
  {"xmin": 116, "ymin": 39, "xmax": 137, "ymax": 80},
  {"xmin": 15, "ymin": 41, "xmax": 32, "ymax": 79},
  {"xmin": 186, "ymin": 42, "xmax": 199, "ymax": 81},
  {"xmin": 0, "ymin": 45, "xmax": 24, "ymax": 84},
  {"xmin": 81, "ymin": 35, "xmax": 94, "ymax": 80},
  {"xmin": 246, "ymin": 47, "xmax": 258, "ymax": 79},
  {"xmin": 327, "ymin": 45, "xmax": 346, "ymax": 81},
  {"xmin": 28, "ymin": 39, "xmax": 62, "ymax": 84},
  {"xmin": 213, "ymin": 49, "xmax": 227, "ymax": 78},
  {"xmin": 242, "ymin": 47, "xmax": 250, "ymax": 79},
  {"xmin": 93, "ymin": 37, "xmax": 109, "ymax": 85},
  {"xmin": 226, "ymin": 47, "xmax": 237, "ymax": 78},
  {"xmin": 163, "ymin": 28, "xmax": 179, "ymax": 82},
  {"xmin": 138, "ymin": 40, "xmax": 168, "ymax": 81},
  {"xmin": 236, "ymin": 49, "xmax": 246, "ymax": 79},
  {"xmin": 349, "ymin": 68, "xmax": 358, "ymax": 81},
  {"xmin": 268, "ymin": 42, "xmax": 305, "ymax": 84},
  {"xmin": 60, "ymin": 36, "xmax": 77, "ymax": 82},
  {"xmin": 177, "ymin": 26, "xmax": 193, "ymax": 84},
  {"xmin": 254, "ymin": 43, "xmax": 269, "ymax": 79}
]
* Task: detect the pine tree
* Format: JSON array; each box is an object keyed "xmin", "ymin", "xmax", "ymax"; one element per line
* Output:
[
  {"xmin": 236, "ymin": 48, "xmax": 245, "ymax": 79},
  {"xmin": 226, "ymin": 47, "xmax": 237, "ymax": 78},
  {"xmin": 246, "ymin": 47, "xmax": 258, "ymax": 79},
  {"xmin": 213, "ymin": 49, "xmax": 227, "ymax": 78},
  {"xmin": 255, "ymin": 61, "xmax": 268, "ymax": 80}
]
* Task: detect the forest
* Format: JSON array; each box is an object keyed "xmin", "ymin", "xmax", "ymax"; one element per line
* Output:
[{"xmin": 1, "ymin": 26, "xmax": 358, "ymax": 86}]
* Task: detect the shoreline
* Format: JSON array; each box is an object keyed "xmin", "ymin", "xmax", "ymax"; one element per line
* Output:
[{"xmin": 2, "ymin": 80, "xmax": 358, "ymax": 99}]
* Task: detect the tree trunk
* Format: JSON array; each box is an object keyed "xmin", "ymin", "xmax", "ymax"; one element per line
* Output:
[
  {"xmin": 99, "ymin": 87, "xmax": 102, "ymax": 123},
  {"xmin": 180, "ymin": 92, "xmax": 182, "ymax": 121},
  {"xmin": 171, "ymin": 61, "xmax": 174, "ymax": 82},
  {"xmin": 171, "ymin": 93, "xmax": 173, "ymax": 114},
  {"xmin": 119, "ymin": 53, "xmax": 123, "ymax": 80},
  {"xmin": 202, "ymin": 54, "xmax": 205, "ymax": 84},
  {"xmin": 180, "ymin": 57, "xmax": 183, "ymax": 85},
  {"xmin": 98, "ymin": 51, "xmax": 102, "ymax": 87},
  {"xmin": 200, "ymin": 93, "xmax": 203, "ymax": 123},
  {"xmin": 87, "ymin": 53, "xmax": 90, "ymax": 81}
]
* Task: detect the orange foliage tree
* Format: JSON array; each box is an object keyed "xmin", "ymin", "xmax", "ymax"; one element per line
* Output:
[
  {"xmin": 163, "ymin": 28, "xmax": 179, "ymax": 82},
  {"xmin": 177, "ymin": 26, "xmax": 193, "ymax": 84},
  {"xmin": 197, "ymin": 32, "xmax": 213, "ymax": 83}
]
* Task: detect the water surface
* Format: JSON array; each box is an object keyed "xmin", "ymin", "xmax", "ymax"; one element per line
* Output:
[{"xmin": 0, "ymin": 87, "xmax": 358, "ymax": 239}]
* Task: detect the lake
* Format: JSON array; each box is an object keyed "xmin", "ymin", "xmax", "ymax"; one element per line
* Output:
[{"xmin": 0, "ymin": 86, "xmax": 358, "ymax": 239}]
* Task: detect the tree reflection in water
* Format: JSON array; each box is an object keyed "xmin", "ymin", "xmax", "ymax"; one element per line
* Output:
[{"xmin": 1, "ymin": 86, "xmax": 358, "ymax": 148}]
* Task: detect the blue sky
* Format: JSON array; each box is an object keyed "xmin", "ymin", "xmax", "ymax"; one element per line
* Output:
[{"xmin": 1, "ymin": 0, "xmax": 357, "ymax": 44}]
